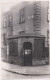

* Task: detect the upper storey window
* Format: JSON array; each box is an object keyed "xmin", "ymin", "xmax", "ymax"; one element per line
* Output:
[
  {"xmin": 8, "ymin": 15, "xmax": 13, "ymax": 27},
  {"xmin": 3, "ymin": 33, "xmax": 7, "ymax": 46},
  {"xmin": 19, "ymin": 31, "xmax": 25, "ymax": 35},
  {"xmin": 47, "ymin": 7, "xmax": 49, "ymax": 22},
  {"xmin": 19, "ymin": 8, "xmax": 25, "ymax": 24},
  {"xmin": 3, "ymin": 17, "xmax": 7, "ymax": 28}
]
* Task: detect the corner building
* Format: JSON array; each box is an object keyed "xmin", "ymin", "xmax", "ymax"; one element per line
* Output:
[{"xmin": 1, "ymin": 1, "xmax": 49, "ymax": 66}]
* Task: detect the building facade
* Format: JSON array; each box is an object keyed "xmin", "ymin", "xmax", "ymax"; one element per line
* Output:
[{"xmin": 1, "ymin": 1, "xmax": 49, "ymax": 66}]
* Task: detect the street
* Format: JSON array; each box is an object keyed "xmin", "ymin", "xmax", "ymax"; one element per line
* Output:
[{"xmin": 2, "ymin": 69, "xmax": 50, "ymax": 80}]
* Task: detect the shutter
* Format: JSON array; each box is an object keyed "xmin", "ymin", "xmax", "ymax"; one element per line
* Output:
[{"xmin": 34, "ymin": 38, "xmax": 45, "ymax": 60}]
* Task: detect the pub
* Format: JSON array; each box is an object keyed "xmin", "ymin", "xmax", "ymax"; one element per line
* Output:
[{"xmin": 1, "ymin": 1, "xmax": 49, "ymax": 66}]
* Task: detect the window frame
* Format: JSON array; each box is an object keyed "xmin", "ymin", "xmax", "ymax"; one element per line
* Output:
[
  {"xmin": 8, "ymin": 14, "xmax": 13, "ymax": 27},
  {"xmin": 47, "ymin": 4, "xmax": 49, "ymax": 22},
  {"xmin": 3, "ymin": 17, "xmax": 7, "ymax": 28},
  {"xmin": 19, "ymin": 8, "xmax": 25, "ymax": 24},
  {"xmin": 47, "ymin": 30, "xmax": 49, "ymax": 46},
  {"xmin": 3, "ymin": 33, "xmax": 7, "ymax": 46}
]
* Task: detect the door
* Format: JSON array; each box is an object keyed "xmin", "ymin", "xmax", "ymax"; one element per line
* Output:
[{"xmin": 23, "ymin": 42, "xmax": 32, "ymax": 66}]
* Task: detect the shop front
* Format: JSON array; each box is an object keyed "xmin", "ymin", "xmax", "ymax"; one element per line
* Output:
[{"xmin": 7, "ymin": 34, "xmax": 49, "ymax": 66}]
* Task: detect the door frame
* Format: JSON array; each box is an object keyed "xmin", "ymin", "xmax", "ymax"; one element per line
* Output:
[{"xmin": 23, "ymin": 42, "xmax": 32, "ymax": 66}]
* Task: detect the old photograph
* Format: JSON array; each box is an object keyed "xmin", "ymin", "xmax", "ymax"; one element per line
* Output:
[{"xmin": 1, "ymin": 0, "xmax": 50, "ymax": 80}]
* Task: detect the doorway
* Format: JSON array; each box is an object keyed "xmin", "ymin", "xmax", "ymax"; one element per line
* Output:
[{"xmin": 23, "ymin": 42, "xmax": 32, "ymax": 66}]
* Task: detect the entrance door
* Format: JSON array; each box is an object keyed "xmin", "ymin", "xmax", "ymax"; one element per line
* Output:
[{"xmin": 23, "ymin": 42, "xmax": 32, "ymax": 66}]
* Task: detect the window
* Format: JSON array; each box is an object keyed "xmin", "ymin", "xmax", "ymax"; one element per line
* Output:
[
  {"xmin": 47, "ymin": 2, "xmax": 49, "ymax": 22},
  {"xmin": 8, "ymin": 15, "xmax": 13, "ymax": 27},
  {"xmin": 3, "ymin": 34, "xmax": 7, "ymax": 46},
  {"xmin": 47, "ymin": 8, "xmax": 49, "ymax": 22},
  {"xmin": 3, "ymin": 17, "xmax": 7, "ymax": 28},
  {"xmin": 47, "ymin": 30, "xmax": 49, "ymax": 46},
  {"xmin": 19, "ymin": 8, "xmax": 25, "ymax": 24},
  {"xmin": 9, "ymin": 39, "xmax": 18, "ymax": 56},
  {"xmin": 19, "ymin": 31, "xmax": 25, "ymax": 35}
]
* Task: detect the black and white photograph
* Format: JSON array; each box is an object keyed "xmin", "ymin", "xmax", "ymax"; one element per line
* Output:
[{"xmin": 1, "ymin": 0, "xmax": 50, "ymax": 80}]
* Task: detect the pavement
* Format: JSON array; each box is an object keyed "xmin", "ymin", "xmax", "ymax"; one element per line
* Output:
[
  {"xmin": 1, "ymin": 61, "xmax": 50, "ymax": 75},
  {"xmin": 2, "ymin": 69, "xmax": 50, "ymax": 80}
]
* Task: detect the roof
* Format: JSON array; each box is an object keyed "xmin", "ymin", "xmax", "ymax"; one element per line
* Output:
[{"xmin": 7, "ymin": 33, "xmax": 45, "ymax": 40}]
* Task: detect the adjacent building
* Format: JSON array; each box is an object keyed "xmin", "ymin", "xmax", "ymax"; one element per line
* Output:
[{"xmin": 1, "ymin": 1, "xmax": 49, "ymax": 66}]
